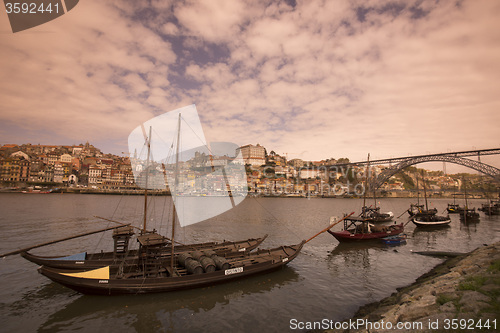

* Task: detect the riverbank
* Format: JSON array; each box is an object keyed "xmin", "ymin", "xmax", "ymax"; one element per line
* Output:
[
  {"xmin": 0, "ymin": 187, "xmax": 170, "ymax": 195},
  {"xmin": 325, "ymin": 242, "xmax": 500, "ymax": 332}
]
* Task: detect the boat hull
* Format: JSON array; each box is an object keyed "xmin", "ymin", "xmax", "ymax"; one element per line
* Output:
[
  {"xmin": 328, "ymin": 224, "xmax": 404, "ymax": 242},
  {"xmin": 381, "ymin": 235, "xmax": 407, "ymax": 245},
  {"xmin": 22, "ymin": 235, "xmax": 268, "ymax": 270},
  {"xmin": 37, "ymin": 242, "xmax": 305, "ymax": 295},
  {"xmin": 412, "ymin": 216, "xmax": 451, "ymax": 227},
  {"xmin": 459, "ymin": 210, "xmax": 480, "ymax": 223}
]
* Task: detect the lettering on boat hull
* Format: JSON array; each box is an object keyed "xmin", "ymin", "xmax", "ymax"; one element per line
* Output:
[{"xmin": 225, "ymin": 267, "xmax": 243, "ymax": 275}]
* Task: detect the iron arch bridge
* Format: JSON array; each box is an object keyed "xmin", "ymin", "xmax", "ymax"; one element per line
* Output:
[
  {"xmin": 371, "ymin": 155, "xmax": 500, "ymax": 190},
  {"xmin": 328, "ymin": 148, "xmax": 500, "ymax": 191}
]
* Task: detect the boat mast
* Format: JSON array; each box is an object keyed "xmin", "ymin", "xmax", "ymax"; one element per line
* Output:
[
  {"xmin": 421, "ymin": 170, "xmax": 429, "ymax": 211},
  {"xmin": 463, "ymin": 177, "xmax": 469, "ymax": 209},
  {"xmin": 362, "ymin": 154, "xmax": 370, "ymax": 217},
  {"xmin": 143, "ymin": 126, "xmax": 152, "ymax": 234},
  {"xmin": 416, "ymin": 171, "xmax": 420, "ymax": 206},
  {"xmin": 170, "ymin": 113, "xmax": 181, "ymax": 274},
  {"xmin": 453, "ymin": 180, "xmax": 456, "ymax": 205}
]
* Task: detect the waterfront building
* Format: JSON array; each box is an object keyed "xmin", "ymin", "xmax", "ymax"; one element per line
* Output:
[
  {"xmin": 53, "ymin": 162, "xmax": 64, "ymax": 183},
  {"xmin": 0, "ymin": 156, "xmax": 30, "ymax": 182},
  {"xmin": 237, "ymin": 144, "xmax": 266, "ymax": 166},
  {"xmin": 88, "ymin": 165, "xmax": 102, "ymax": 185}
]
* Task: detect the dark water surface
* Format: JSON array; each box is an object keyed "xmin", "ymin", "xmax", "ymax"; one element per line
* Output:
[{"xmin": 1, "ymin": 193, "xmax": 499, "ymax": 332}]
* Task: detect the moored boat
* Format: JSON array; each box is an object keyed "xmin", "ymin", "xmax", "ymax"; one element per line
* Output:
[
  {"xmin": 21, "ymin": 233, "xmax": 268, "ymax": 270},
  {"xmin": 460, "ymin": 208, "xmax": 480, "ymax": 223},
  {"xmin": 381, "ymin": 233, "xmax": 407, "ymax": 245},
  {"xmin": 459, "ymin": 178, "xmax": 480, "ymax": 223},
  {"xmin": 478, "ymin": 200, "xmax": 500, "ymax": 216},
  {"xmin": 37, "ymin": 241, "xmax": 305, "ymax": 295},
  {"xmin": 412, "ymin": 214, "xmax": 451, "ymax": 227},
  {"xmin": 407, "ymin": 172, "xmax": 438, "ymax": 218},
  {"xmin": 410, "ymin": 170, "xmax": 449, "ymax": 227},
  {"xmin": 327, "ymin": 216, "xmax": 404, "ymax": 242},
  {"xmin": 358, "ymin": 154, "xmax": 394, "ymax": 224},
  {"xmin": 361, "ymin": 206, "xmax": 394, "ymax": 223},
  {"xmin": 446, "ymin": 203, "xmax": 463, "ymax": 214},
  {"xmin": 446, "ymin": 183, "xmax": 463, "ymax": 214},
  {"xmin": 408, "ymin": 204, "xmax": 437, "ymax": 217}
]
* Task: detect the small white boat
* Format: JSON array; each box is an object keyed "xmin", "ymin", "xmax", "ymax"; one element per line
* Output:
[{"xmin": 412, "ymin": 215, "xmax": 451, "ymax": 227}]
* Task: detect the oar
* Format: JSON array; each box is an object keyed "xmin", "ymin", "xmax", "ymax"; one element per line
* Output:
[
  {"xmin": 305, "ymin": 212, "xmax": 354, "ymax": 243},
  {"xmin": 94, "ymin": 216, "xmax": 187, "ymax": 246},
  {"xmin": 396, "ymin": 209, "xmax": 408, "ymax": 218},
  {"xmin": 404, "ymin": 216, "xmax": 414, "ymax": 227},
  {"xmin": 94, "ymin": 215, "xmax": 145, "ymax": 232},
  {"xmin": 0, "ymin": 224, "xmax": 129, "ymax": 258}
]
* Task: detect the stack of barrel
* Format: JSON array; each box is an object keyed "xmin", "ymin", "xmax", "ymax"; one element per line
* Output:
[{"xmin": 178, "ymin": 250, "xmax": 231, "ymax": 274}]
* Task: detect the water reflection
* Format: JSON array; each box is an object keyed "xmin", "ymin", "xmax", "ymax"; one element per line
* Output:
[
  {"xmin": 34, "ymin": 268, "xmax": 299, "ymax": 332},
  {"xmin": 411, "ymin": 226, "xmax": 451, "ymax": 247}
]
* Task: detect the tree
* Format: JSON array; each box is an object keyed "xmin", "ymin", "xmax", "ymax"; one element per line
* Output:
[{"xmin": 336, "ymin": 158, "xmax": 350, "ymax": 164}]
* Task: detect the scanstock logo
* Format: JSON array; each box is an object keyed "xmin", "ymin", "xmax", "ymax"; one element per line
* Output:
[
  {"xmin": 128, "ymin": 105, "xmax": 248, "ymax": 227},
  {"xmin": 3, "ymin": 0, "xmax": 79, "ymax": 33}
]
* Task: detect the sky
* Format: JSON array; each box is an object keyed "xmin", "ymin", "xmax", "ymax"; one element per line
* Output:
[{"xmin": 1, "ymin": 0, "xmax": 499, "ymax": 173}]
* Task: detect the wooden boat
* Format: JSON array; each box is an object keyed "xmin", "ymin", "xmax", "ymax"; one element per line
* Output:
[
  {"xmin": 361, "ymin": 206, "xmax": 394, "ymax": 223},
  {"xmin": 359, "ymin": 154, "xmax": 394, "ymax": 223},
  {"xmin": 446, "ymin": 203, "xmax": 463, "ymax": 214},
  {"xmin": 459, "ymin": 178, "xmax": 480, "ymax": 223},
  {"xmin": 37, "ymin": 241, "xmax": 305, "ymax": 295},
  {"xmin": 327, "ymin": 216, "xmax": 404, "ymax": 242},
  {"xmin": 412, "ymin": 214, "xmax": 451, "ymax": 227},
  {"xmin": 21, "ymin": 189, "xmax": 52, "ymax": 194},
  {"xmin": 407, "ymin": 173, "xmax": 437, "ymax": 217},
  {"xmin": 381, "ymin": 233, "xmax": 407, "ymax": 245},
  {"xmin": 460, "ymin": 208, "xmax": 480, "ymax": 223},
  {"xmin": 408, "ymin": 204, "xmax": 437, "ymax": 217},
  {"xmin": 21, "ymin": 233, "xmax": 268, "ymax": 270},
  {"xmin": 478, "ymin": 200, "xmax": 500, "ymax": 216},
  {"xmin": 411, "ymin": 170, "xmax": 450, "ymax": 227},
  {"xmin": 446, "ymin": 184, "xmax": 463, "ymax": 213}
]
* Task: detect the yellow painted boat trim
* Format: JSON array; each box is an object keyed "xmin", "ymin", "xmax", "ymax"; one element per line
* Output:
[{"xmin": 61, "ymin": 266, "xmax": 109, "ymax": 279}]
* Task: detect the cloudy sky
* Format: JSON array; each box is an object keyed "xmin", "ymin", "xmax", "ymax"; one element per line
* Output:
[{"xmin": 1, "ymin": 0, "xmax": 499, "ymax": 171}]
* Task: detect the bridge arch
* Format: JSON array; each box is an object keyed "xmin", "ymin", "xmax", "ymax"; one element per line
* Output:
[{"xmin": 371, "ymin": 155, "xmax": 500, "ymax": 190}]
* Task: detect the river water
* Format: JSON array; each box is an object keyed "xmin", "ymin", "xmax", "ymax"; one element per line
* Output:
[{"xmin": 0, "ymin": 193, "xmax": 499, "ymax": 332}]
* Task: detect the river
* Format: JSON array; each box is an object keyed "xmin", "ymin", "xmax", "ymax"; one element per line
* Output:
[{"xmin": 0, "ymin": 193, "xmax": 498, "ymax": 332}]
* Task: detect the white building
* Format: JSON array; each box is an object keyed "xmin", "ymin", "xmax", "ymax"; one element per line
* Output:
[
  {"xmin": 237, "ymin": 144, "xmax": 266, "ymax": 166},
  {"xmin": 10, "ymin": 151, "xmax": 30, "ymax": 161},
  {"xmin": 88, "ymin": 165, "xmax": 102, "ymax": 185},
  {"xmin": 53, "ymin": 162, "xmax": 64, "ymax": 183},
  {"xmin": 60, "ymin": 154, "xmax": 72, "ymax": 163}
]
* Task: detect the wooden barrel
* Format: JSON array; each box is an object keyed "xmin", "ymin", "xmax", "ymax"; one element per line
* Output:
[
  {"xmin": 185, "ymin": 259, "xmax": 203, "ymax": 274},
  {"xmin": 203, "ymin": 250, "xmax": 217, "ymax": 257},
  {"xmin": 178, "ymin": 252, "xmax": 193, "ymax": 267},
  {"xmin": 199, "ymin": 256, "xmax": 216, "ymax": 273},
  {"xmin": 190, "ymin": 251, "xmax": 206, "ymax": 261},
  {"xmin": 212, "ymin": 256, "xmax": 230, "ymax": 270}
]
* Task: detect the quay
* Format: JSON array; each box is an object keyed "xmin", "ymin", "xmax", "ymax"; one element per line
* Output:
[{"xmin": 324, "ymin": 242, "xmax": 500, "ymax": 333}]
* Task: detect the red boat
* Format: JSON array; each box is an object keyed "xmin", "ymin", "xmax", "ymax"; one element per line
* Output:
[{"xmin": 327, "ymin": 216, "xmax": 404, "ymax": 242}]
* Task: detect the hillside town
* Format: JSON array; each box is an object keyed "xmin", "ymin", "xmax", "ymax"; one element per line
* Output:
[{"xmin": 0, "ymin": 142, "xmax": 495, "ymax": 198}]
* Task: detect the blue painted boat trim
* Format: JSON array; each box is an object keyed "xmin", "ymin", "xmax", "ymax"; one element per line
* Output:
[{"xmin": 48, "ymin": 252, "xmax": 87, "ymax": 261}]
